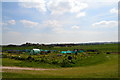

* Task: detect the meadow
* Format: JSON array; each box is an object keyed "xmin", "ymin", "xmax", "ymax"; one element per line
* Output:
[{"xmin": 1, "ymin": 43, "xmax": 119, "ymax": 78}]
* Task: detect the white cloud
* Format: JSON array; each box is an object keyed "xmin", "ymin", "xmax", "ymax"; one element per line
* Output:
[
  {"xmin": 1, "ymin": 20, "xmax": 16, "ymax": 26},
  {"xmin": 47, "ymin": 0, "xmax": 88, "ymax": 16},
  {"xmin": 43, "ymin": 20, "xmax": 81, "ymax": 33},
  {"xmin": 70, "ymin": 1, "xmax": 88, "ymax": 13},
  {"xmin": 20, "ymin": 20, "xmax": 39, "ymax": 28},
  {"xmin": 110, "ymin": 8, "xmax": 118, "ymax": 14},
  {"xmin": 92, "ymin": 21, "xmax": 117, "ymax": 28},
  {"xmin": 44, "ymin": 20, "xmax": 62, "ymax": 28},
  {"xmin": 71, "ymin": 25, "xmax": 80, "ymax": 29},
  {"xmin": 15, "ymin": 0, "xmax": 119, "ymax": 16},
  {"xmin": 47, "ymin": 0, "xmax": 71, "ymax": 15},
  {"xmin": 76, "ymin": 12, "xmax": 86, "ymax": 18},
  {"xmin": 8, "ymin": 20, "xmax": 16, "ymax": 25},
  {"xmin": 19, "ymin": 0, "xmax": 118, "ymax": 16},
  {"xmin": 43, "ymin": 20, "xmax": 65, "ymax": 33},
  {"xmin": 19, "ymin": 0, "xmax": 47, "ymax": 12}
]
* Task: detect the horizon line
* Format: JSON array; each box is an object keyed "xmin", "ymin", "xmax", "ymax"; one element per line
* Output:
[{"xmin": 1, "ymin": 41, "xmax": 119, "ymax": 45}]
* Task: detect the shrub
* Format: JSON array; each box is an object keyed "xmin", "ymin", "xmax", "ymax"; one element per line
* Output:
[
  {"xmin": 52, "ymin": 60, "xmax": 59, "ymax": 64},
  {"xmin": 2, "ymin": 54, "xmax": 8, "ymax": 58},
  {"xmin": 26, "ymin": 56, "xmax": 34, "ymax": 62}
]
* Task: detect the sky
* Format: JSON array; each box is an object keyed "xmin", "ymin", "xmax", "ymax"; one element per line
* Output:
[{"xmin": 1, "ymin": 0, "xmax": 119, "ymax": 45}]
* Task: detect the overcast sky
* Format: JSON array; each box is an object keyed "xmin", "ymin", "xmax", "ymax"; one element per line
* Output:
[{"xmin": 1, "ymin": 0, "xmax": 118, "ymax": 45}]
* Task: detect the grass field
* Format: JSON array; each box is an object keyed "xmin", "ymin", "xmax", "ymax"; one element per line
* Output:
[
  {"xmin": 1, "ymin": 43, "xmax": 119, "ymax": 78},
  {"xmin": 2, "ymin": 54, "xmax": 118, "ymax": 78}
]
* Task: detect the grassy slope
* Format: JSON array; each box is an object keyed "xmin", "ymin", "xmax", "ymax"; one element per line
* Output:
[{"xmin": 2, "ymin": 54, "xmax": 118, "ymax": 78}]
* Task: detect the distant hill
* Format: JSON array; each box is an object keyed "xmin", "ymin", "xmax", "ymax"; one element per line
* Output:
[{"xmin": 1, "ymin": 41, "xmax": 119, "ymax": 47}]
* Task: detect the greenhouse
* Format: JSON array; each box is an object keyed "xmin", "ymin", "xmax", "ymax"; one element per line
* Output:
[
  {"xmin": 61, "ymin": 51, "xmax": 73, "ymax": 54},
  {"xmin": 30, "ymin": 49, "xmax": 41, "ymax": 55}
]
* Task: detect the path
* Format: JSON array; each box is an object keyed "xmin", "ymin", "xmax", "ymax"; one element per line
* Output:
[{"xmin": 1, "ymin": 66, "xmax": 57, "ymax": 71}]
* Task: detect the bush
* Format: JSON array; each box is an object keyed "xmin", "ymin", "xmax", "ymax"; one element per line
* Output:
[
  {"xmin": 2, "ymin": 54, "xmax": 8, "ymax": 58},
  {"xmin": 52, "ymin": 60, "xmax": 59, "ymax": 64},
  {"xmin": 26, "ymin": 56, "xmax": 34, "ymax": 62},
  {"xmin": 61, "ymin": 59, "xmax": 71, "ymax": 67}
]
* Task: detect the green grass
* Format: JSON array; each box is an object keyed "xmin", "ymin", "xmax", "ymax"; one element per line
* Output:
[
  {"xmin": 71, "ymin": 54, "xmax": 107, "ymax": 67},
  {"xmin": 2, "ymin": 54, "xmax": 118, "ymax": 78}
]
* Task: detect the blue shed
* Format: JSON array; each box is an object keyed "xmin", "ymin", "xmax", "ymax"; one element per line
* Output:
[{"xmin": 61, "ymin": 51, "xmax": 67, "ymax": 54}]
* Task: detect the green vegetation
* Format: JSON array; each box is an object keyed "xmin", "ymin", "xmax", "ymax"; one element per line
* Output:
[
  {"xmin": 2, "ymin": 43, "xmax": 119, "ymax": 78},
  {"xmin": 2, "ymin": 54, "xmax": 118, "ymax": 78},
  {"xmin": 2, "ymin": 58, "xmax": 60, "ymax": 68},
  {"xmin": 2, "ymin": 52, "xmax": 110, "ymax": 68}
]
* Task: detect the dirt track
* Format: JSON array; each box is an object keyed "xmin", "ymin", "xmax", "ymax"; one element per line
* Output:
[{"xmin": 1, "ymin": 66, "xmax": 57, "ymax": 71}]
